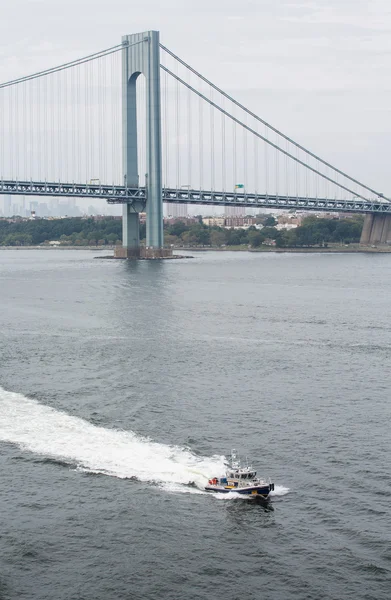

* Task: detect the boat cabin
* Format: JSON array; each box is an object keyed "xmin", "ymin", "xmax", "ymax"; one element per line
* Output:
[{"xmin": 228, "ymin": 470, "xmax": 256, "ymax": 479}]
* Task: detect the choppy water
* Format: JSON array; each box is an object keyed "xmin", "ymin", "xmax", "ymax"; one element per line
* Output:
[{"xmin": 0, "ymin": 249, "xmax": 390, "ymax": 600}]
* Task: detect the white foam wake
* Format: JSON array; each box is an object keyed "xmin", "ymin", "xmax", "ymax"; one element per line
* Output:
[
  {"xmin": 0, "ymin": 387, "xmax": 226, "ymax": 491},
  {"xmin": 0, "ymin": 387, "xmax": 289, "ymax": 498},
  {"xmin": 270, "ymin": 485, "xmax": 290, "ymax": 497},
  {"xmin": 212, "ymin": 485, "xmax": 290, "ymax": 502}
]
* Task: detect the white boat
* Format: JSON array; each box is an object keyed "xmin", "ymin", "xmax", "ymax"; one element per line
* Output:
[{"xmin": 205, "ymin": 449, "xmax": 274, "ymax": 498}]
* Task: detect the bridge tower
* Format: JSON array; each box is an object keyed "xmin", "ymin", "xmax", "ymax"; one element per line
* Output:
[{"xmin": 116, "ymin": 31, "xmax": 169, "ymax": 259}]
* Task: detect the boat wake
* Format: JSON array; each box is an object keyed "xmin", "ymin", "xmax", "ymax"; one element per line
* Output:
[
  {"xmin": 271, "ymin": 485, "xmax": 290, "ymax": 497},
  {"xmin": 0, "ymin": 387, "xmax": 226, "ymax": 491},
  {"xmin": 0, "ymin": 387, "xmax": 289, "ymax": 497}
]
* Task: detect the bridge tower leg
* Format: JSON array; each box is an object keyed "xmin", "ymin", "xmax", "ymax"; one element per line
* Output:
[
  {"xmin": 116, "ymin": 30, "xmax": 168, "ymax": 259},
  {"xmin": 360, "ymin": 214, "xmax": 391, "ymax": 246},
  {"xmin": 360, "ymin": 214, "xmax": 374, "ymax": 245}
]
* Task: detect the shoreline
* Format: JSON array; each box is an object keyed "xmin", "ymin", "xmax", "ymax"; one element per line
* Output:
[
  {"xmin": 179, "ymin": 245, "xmax": 391, "ymax": 253},
  {"xmin": 1, "ymin": 244, "xmax": 391, "ymax": 254},
  {"xmin": 0, "ymin": 246, "xmax": 112, "ymax": 251}
]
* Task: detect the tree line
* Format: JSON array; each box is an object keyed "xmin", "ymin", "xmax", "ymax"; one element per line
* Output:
[
  {"xmin": 165, "ymin": 215, "xmax": 363, "ymax": 247},
  {"xmin": 0, "ymin": 214, "xmax": 363, "ymax": 247},
  {"xmin": 0, "ymin": 217, "xmax": 124, "ymax": 246}
]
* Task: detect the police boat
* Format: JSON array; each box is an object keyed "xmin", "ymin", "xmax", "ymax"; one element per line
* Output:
[{"xmin": 205, "ymin": 449, "xmax": 274, "ymax": 498}]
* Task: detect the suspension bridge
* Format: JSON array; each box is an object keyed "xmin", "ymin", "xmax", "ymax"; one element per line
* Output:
[{"xmin": 0, "ymin": 30, "xmax": 389, "ymax": 257}]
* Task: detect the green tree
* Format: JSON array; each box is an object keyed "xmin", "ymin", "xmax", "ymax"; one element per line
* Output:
[
  {"xmin": 210, "ymin": 230, "xmax": 226, "ymax": 247},
  {"xmin": 168, "ymin": 220, "xmax": 188, "ymax": 237},
  {"xmin": 260, "ymin": 227, "xmax": 279, "ymax": 240},
  {"xmin": 264, "ymin": 216, "xmax": 277, "ymax": 227},
  {"xmin": 248, "ymin": 230, "xmax": 263, "ymax": 247},
  {"xmin": 164, "ymin": 233, "xmax": 179, "ymax": 246}
]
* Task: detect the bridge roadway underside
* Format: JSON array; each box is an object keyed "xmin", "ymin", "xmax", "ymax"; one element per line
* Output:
[
  {"xmin": 360, "ymin": 214, "xmax": 391, "ymax": 245},
  {"xmin": 1, "ymin": 181, "xmax": 391, "ymax": 215}
]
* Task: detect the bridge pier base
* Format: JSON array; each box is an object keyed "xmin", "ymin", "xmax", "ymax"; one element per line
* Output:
[
  {"xmin": 141, "ymin": 247, "xmax": 173, "ymax": 259},
  {"xmin": 114, "ymin": 246, "xmax": 173, "ymax": 259},
  {"xmin": 360, "ymin": 214, "xmax": 391, "ymax": 245},
  {"xmin": 120, "ymin": 203, "xmax": 140, "ymax": 258},
  {"xmin": 114, "ymin": 199, "xmax": 172, "ymax": 259}
]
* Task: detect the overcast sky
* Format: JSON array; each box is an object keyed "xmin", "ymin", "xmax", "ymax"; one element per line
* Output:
[{"xmin": 1, "ymin": 0, "xmax": 390, "ymax": 195}]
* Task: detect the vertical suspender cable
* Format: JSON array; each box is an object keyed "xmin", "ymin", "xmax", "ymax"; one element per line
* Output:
[
  {"xmin": 36, "ymin": 77, "xmax": 38, "ymax": 181},
  {"xmin": 254, "ymin": 131, "xmax": 258, "ymax": 194},
  {"xmin": 101, "ymin": 57, "xmax": 105, "ymax": 184},
  {"xmin": 58, "ymin": 69, "xmax": 62, "ymax": 181},
  {"xmin": 233, "ymin": 110, "xmax": 236, "ymax": 192},
  {"xmin": 90, "ymin": 61, "xmax": 94, "ymax": 183},
  {"xmin": 103, "ymin": 55, "xmax": 107, "ymax": 185},
  {"xmin": 21, "ymin": 81, "xmax": 26, "ymax": 179},
  {"xmin": 164, "ymin": 65, "xmax": 169, "ymax": 188},
  {"xmin": 264, "ymin": 125, "xmax": 269, "ymax": 196},
  {"xmin": 175, "ymin": 58, "xmax": 180, "ymax": 189},
  {"xmin": 285, "ymin": 139, "xmax": 289, "ymax": 198},
  {"xmin": 110, "ymin": 53, "xmax": 115, "ymax": 184},
  {"xmin": 199, "ymin": 91, "xmax": 203, "ymax": 192},
  {"xmin": 116, "ymin": 52, "xmax": 121, "ymax": 185},
  {"xmin": 243, "ymin": 113, "xmax": 247, "ymax": 194},
  {"xmin": 65, "ymin": 67, "xmax": 69, "ymax": 181},
  {"xmin": 10, "ymin": 83, "xmax": 14, "ymax": 179},
  {"xmin": 44, "ymin": 74, "xmax": 48, "ymax": 183},
  {"xmin": 49, "ymin": 75, "xmax": 53, "ymax": 182},
  {"xmin": 210, "ymin": 86, "xmax": 214, "ymax": 190},
  {"xmin": 102, "ymin": 57, "xmax": 106, "ymax": 186},
  {"xmin": 97, "ymin": 57, "xmax": 102, "ymax": 184},
  {"xmin": 85, "ymin": 61, "xmax": 89, "ymax": 183},
  {"xmin": 102, "ymin": 56, "xmax": 106, "ymax": 184},
  {"xmin": 15, "ymin": 81, "xmax": 19, "ymax": 180},
  {"xmin": 187, "ymin": 64, "xmax": 191, "ymax": 190},
  {"xmin": 0, "ymin": 85, "xmax": 4, "ymax": 177},
  {"xmin": 222, "ymin": 97, "xmax": 226, "ymax": 191},
  {"xmin": 275, "ymin": 133, "xmax": 279, "ymax": 198},
  {"xmin": 325, "ymin": 167, "xmax": 329, "ymax": 200},
  {"xmin": 74, "ymin": 65, "xmax": 78, "ymax": 183},
  {"xmin": 305, "ymin": 151, "xmax": 309, "ymax": 199}
]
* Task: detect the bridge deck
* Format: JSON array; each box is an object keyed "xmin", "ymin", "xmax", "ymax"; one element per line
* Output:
[{"xmin": 0, "ymin": 180, "xmax": 390, "ymax": 214}]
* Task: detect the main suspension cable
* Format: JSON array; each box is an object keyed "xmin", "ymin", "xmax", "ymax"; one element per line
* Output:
[
  {"xmin": 0, "ymin": 40, "xmax": 145, "ymax": 89},
  {"xmin": 160, "ymin": 43, "xmax": 387, "ymax": 201},
  {"xmin": 160, "ymin": 64, "xmax": 372, "ymax": 202}
]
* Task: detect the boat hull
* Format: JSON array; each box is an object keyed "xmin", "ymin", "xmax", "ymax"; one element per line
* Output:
[{"xmin": 204, "ymin": 484, "xmax": 272, "ymax": 497}]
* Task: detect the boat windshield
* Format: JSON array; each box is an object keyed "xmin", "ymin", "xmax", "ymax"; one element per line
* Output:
[{"xmin": 227, "ymin": 469, "xmax": 256, "ymax": 480}]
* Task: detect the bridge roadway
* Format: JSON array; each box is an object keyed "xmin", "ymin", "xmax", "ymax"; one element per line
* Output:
[{"xmin": 0, "ymin": 179, "xmax": 390, "ymax": 215}]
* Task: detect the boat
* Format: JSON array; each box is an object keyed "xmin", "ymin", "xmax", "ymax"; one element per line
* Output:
[{"xmin": 205, "ymin": 449, "xmax": 274, "ymax": 498}]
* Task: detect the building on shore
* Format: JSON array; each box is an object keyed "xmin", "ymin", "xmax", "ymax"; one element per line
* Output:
[
  {"xmin": 164, "ymin": 216, "xmax": 199, "ymax": 225},
  {"xmin": 202, "ymin": 216, "xmax": 226, "ymax": 227},
  {"xmin": 225, "ymin": 205, "xmax": 246, "ymax": 217},
  {"xmin": 166, "ymin": 203, "xmax": 188, "ymax": 219},
  {"xmin": 202, "ymin": 216, "xmax": 257, "ymax": 229},
  {"xmin": 225, "ymin": 216, "xmax": 257, "ymax": 228}
]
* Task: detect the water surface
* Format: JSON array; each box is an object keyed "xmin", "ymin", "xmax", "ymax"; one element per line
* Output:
[{"xmin": 0, "ymin": 249, "xmax": 390, "ymax": 599}]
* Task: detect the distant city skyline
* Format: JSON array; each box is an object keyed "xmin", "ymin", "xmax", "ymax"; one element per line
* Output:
[
  {"xmin": 0, "ymin": 195, "xmax": 123, "ymax": 218},
  {"xmin": 0, "ymin": 195, "xmax": 257, "ymax": 218}
]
